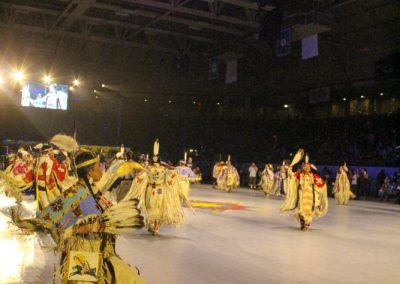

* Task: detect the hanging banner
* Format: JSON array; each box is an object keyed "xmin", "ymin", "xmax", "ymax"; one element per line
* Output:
[
  {"xmin": 225, "ymin": 60, "xmax": 237, "ymax": 84},
  {"xmin": 302, "ymin": 34, "xmax": 319, "ymax": 60},
  {"xmin": 209, "ymin": 57, "xmax": 219, "ymax": 80},
  {"xmin": 276, "ymin": 28, "xmax": 291, "ymax": 57}
]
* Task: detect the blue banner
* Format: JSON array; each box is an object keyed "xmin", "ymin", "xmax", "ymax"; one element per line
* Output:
[{"xmin": 276, "ymin": 28, "xmax": 291, "ymax": 57}]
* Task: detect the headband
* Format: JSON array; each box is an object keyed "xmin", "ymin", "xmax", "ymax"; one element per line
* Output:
[{"xmin": 76, "ymin": 156, "xmax": 99, "ymax": 169}]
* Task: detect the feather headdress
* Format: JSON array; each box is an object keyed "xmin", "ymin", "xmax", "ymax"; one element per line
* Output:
[{"xmin": 50, "ymin": 134, "xmax": 79, "ymax": 153}]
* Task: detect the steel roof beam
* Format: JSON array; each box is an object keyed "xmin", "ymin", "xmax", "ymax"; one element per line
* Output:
[
  {"xmin": 52, "ymin": 0, "xmax": 96, "ymax": 31},
  {"xmin": 202, "ymin": 0, "xmax": 274, "ymax": 11},
  {"xmin": 0, "ymin": 22, "xmax": 188, "ymax": 55},
  {"xmin": 94, "ymin": 2, "xmax": 246, "ymax": 36},
  {"xmin": 122, "ymin": 0, "xmax": 256, "ymax": 28}
]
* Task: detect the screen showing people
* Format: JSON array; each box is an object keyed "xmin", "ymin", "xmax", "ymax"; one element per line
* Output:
[{"xmin": 21, "ymin": 83, "xmax": 69, "ymax": 110}]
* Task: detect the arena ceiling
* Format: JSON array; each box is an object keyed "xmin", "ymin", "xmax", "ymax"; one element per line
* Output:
[
  {"xmin": 0, "ymin": 0, "xmax": 398, "ymax": 59},
  {"xmin": 0, "ymin": 0, "xmax": 398, "ymax": 101}
]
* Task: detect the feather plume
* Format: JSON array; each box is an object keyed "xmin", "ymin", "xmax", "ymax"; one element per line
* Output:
[
  {"xmin": 153, "ymin": 139, "xmax": 159, "ymax": 156},
  {"xmin": 50, "ymin": 134, "xmax": 79, "ymax": 153},
  {"xmin": 290, "ymin": 149, "xmax": 304, "ymax": 166},
  {"xmin": 101, "ymin": 198, "xmax": 144, "ymax": 233}
]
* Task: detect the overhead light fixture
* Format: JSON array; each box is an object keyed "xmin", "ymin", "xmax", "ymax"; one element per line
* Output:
[
  {"xmin": 193, "ymin": 101, "xmax": 196, "ymax": 104},
  {"xmin": 69, "ymin": 86, "xmax": 75, "ymax": 91},
  {"xmin": 217, "ymin": 102, "xmax": 221, "ymax": 105},
  {"xmin": 360, "ymin": 95, "xmax": 364, "ymax": 99},
  {"xmin": 168, "ymin": 100, "xmax": 172, "ymax": 103},
  {"xmin": 12, "ymin": 70, "xmax": 25, "ymax": 82},
  {"xmin": 101, "ymin": 83, "xmax": 106, "ymax": 88},
  {"xmin": 342, "ymin": 98, "xmax": 347, "ymax": 101},
  {"xmin": 284, "ymin": 104, "xmax": 289, "ymax": 108},
  {"xmin": 73, "ymin": 79, "xmax": 80, "ymax": 86},
  {"xmin": 42, "ymin": 74, "xmax": 52, "ymax": 84},
  {"xmin": 94, "ymin": 89, "xmax": 97, "ymax": 93},
  {"xmin": 380, "ymin": 92, "xmax": 384, "ymax": 96},
  {"xmin": 144, "ymin": 99, "xmax": 148, "ymax": 102}
]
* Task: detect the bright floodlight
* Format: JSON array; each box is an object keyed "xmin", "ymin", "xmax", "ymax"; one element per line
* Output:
[
  {"xmin": 73, "ymin": 79, "xmax": 80, "ymax": 86},
  {"xmin": 12, "ymin": 70, "xmax": 24, "ymax": 82},
  {"xmin": 43, "ymin": 75, "xmax": 52, "ymax": 84}
]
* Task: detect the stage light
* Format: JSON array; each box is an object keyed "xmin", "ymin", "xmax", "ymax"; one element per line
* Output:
[
  {"xmin": 101, "ymin": 83, "xmax": 105, "ymax": 88},
  {"xmin": 144, "ymin": 99, "xmax": 148, "ymax": 102},
  {"xmin": 95, "ymin": 95, "xmax": 99, "ymax": 99},
  {"xmin": 168, "ymin": 100, "xmax": 172, "ymax": 103},
  {"xmin": 380, "ymin": 92, "xmax": 384, "ymax": 96},
  {"xmin": 73, "ymin": 79, "xmax": 80, "ymax": 86},
  {"xmin": 42, "ymin": 75, "xmax": 52, "ymax": 84},
  {"xmin": 342, "ymin": 98, "xmax": 347, "ymax": 101},
  {"xmin": 12, "ymin": 70, "xmax": 25, "ymax": 82},
  {"xmin": 360, "ymin": 95, "xmax": 364, "ymax": 99},
  {"xmin": 217, "ymin": 102, "xmax": 221, "ymax": 105},
  {"xmin": 284, "ymin": 104, "xmax": 289, "ymax": 108},
  {"xmin": 94, "ymin": 89, "xmax": 97, "ymax": 93},
  {"xmin": 193, "ymin": 101, "xmax": 196, "ymax": 104},
  {"xmin": 69, "ymin": 86, "xmax": 75, "ymax": 91}
]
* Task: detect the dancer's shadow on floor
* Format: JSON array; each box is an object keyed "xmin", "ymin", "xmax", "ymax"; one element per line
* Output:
[
  {"xmin": 123, "ymin": 232, "xmax": 192, "ymax": 242},
  {"xmin": 271, "ymin": 226, "xmax": 322, "ymax": 232}
]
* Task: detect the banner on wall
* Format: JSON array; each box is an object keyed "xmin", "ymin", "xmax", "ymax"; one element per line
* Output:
[
  {"xmin": 225, "ymin": 59, "xmax": 237, "ymax": 84},
  {"xmin": 276, "ymin": 28, "xmax": 291, "ymax": 57},
  {"xmin": 209, "ymin": 57, "xmax": 219, "ymax": 80},
  {"xmin": 302, "ymin": 34, "xmax": 319, "ymax": 60}
]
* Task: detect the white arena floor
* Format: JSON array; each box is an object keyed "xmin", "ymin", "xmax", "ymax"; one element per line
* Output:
[{"xmin": 0, "ymin": 184, "xmax": 399, "ymax": 284}]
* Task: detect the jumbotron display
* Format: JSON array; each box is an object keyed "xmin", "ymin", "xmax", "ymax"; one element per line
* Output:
[{"xmin": 21, "ymin": 83, "xmax": 69, "ymax": 110}]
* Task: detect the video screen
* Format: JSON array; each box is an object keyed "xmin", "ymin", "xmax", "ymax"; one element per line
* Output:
[{"xmin": 21, "ymin": 83, "xmax": 68, "ymax": 110}]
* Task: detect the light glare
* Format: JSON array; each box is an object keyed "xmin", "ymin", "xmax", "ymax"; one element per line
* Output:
[
  {"xmin": 42, "ymin": 75, "xmax": 52, "ymax": 84},
  {"xmin": 12, "ymin": 71, "xmax": 24, "ymax": 82}
]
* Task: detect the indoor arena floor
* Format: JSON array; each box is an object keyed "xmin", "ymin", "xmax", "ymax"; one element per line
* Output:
[{"xmin": 0, "ymin": 184, "xmax": 399, "ymax": 284}]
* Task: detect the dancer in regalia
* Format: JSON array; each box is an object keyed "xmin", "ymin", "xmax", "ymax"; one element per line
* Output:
[
  {"xmin": 12, "ymin": 150, "xmax": 147, "ymax": 283},
  {"xmin": 0, "ymin": 147, "xmax": 34, "ymax": 202},
  {"xmin": 176, "ymin": 152, "xmax": 201, "ymax": 204},
  {"xmin": 280, "ymin": 150, "xmax": 328, "ymax": 231},
  {"xmin": 35, "ymin": 134, "xmax": 79, "ymax": 211},
  {"xmin": 217, "ymin": 156, "xmax": 240, "ymax": 193},
  {"xmin": 260, "ymin": 164, "xmax": 275, "ymax": 197},
  {"xmin": 212, "ymin": 160, "xmax": 224, "ymax": 189},
  {"xmin": 126, "ymin": 140, "xmax": 186, "ymax": 235},
  {"xmin": 333, "ymin": 163, "xmax": 356, "ymax": 205},
  {"xmin": 273, "ymin": 161, "xmax": 289, "ymax": 196}
]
